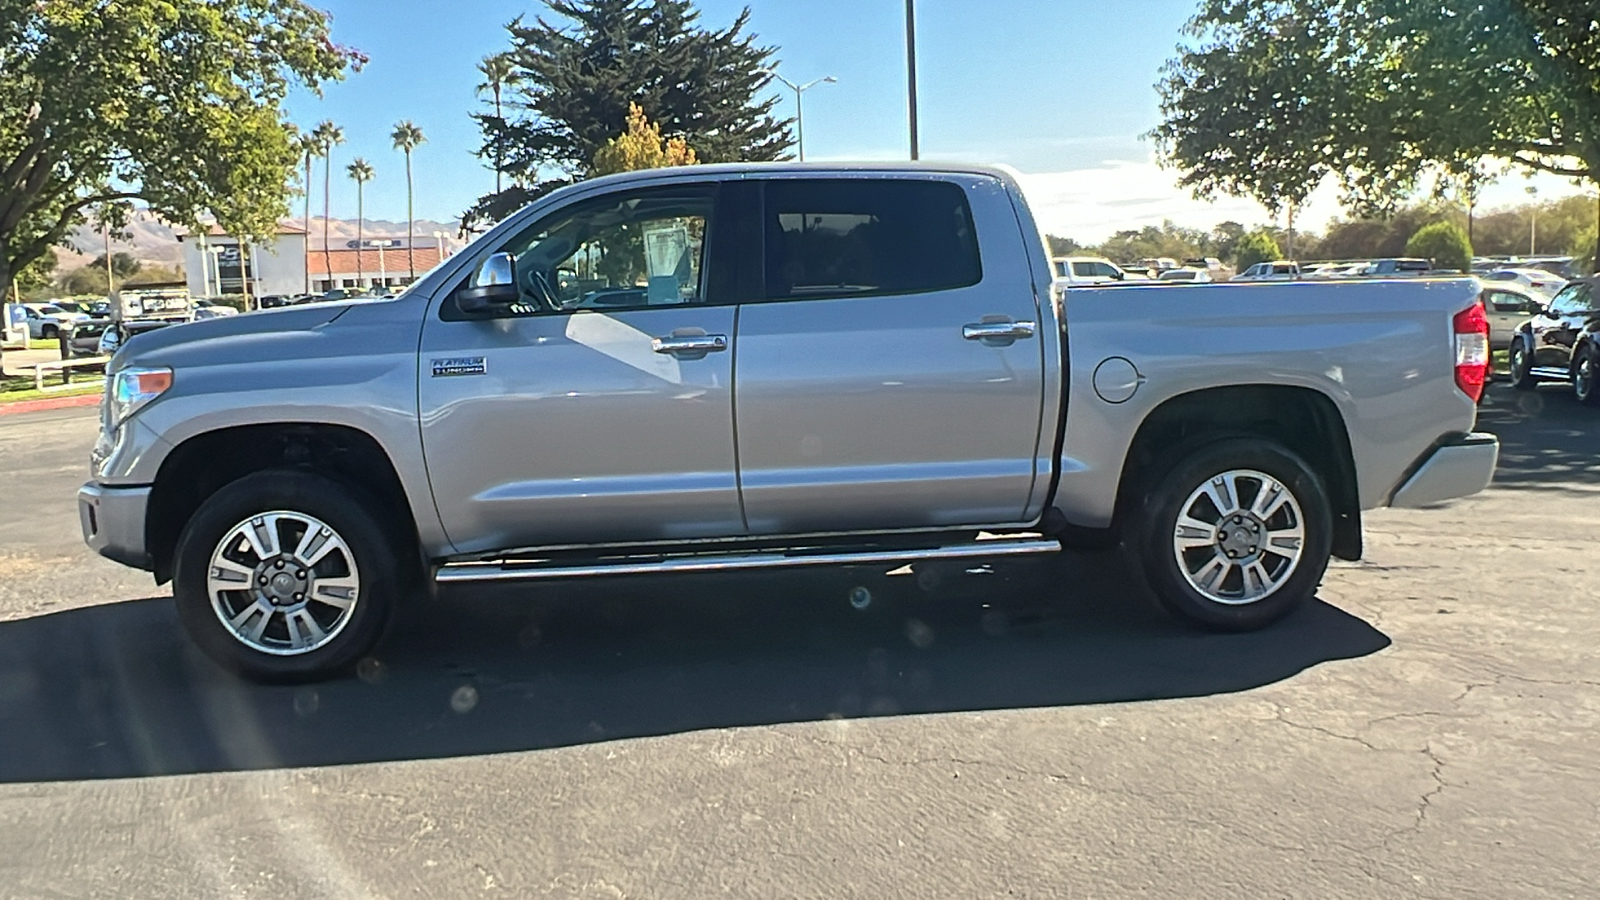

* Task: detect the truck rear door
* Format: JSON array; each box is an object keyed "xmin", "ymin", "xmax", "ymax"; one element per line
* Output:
[{"xmin": 732, "ymin": 175, "xmax": 1047, "ymax": 534}]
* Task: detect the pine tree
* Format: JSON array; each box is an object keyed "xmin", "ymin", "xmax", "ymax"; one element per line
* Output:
[{"xmin": 467, "ymin": 0, "xmax": 790, "ymax": 226}]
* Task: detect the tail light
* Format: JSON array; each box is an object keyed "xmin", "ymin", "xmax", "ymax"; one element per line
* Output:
[{"xmin": 1453, "ymin": 301, "xmax": 1490, "ymax": 401}]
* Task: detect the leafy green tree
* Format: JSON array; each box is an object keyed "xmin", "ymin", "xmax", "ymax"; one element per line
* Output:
[
  {"xmin": 467, "ymin": 0, "xmax": 790, "ymax": 227},
  {"xmin": 1153, "ymin": 0, "xmax": 1600, "ymax": 262},
  {"xmin": 1234, "ymin": 230, "xmax": 1282, "ymax": 270},
  {"xmin": 476, "ymin": 53, "xmax": 519, "ymax": 196},
  {"xmin": 347, "ymin": 158, "xmax": 374, "ymax": 284},
  {"xmin": 1406, "ymin": 221, "xmax": 1473, "ymax": 272},
  {"xmin": 61, "ymin": 265, "xmax": 108, "ymax": 296},
  {"xmin": 91, "ymin": 252, "xmax": 141, "ymax": 279},
  {"xmin": 1045, "ymin": 235, "xmax": 1084, "ymax": 257},
  {"xmin": 391, "ymin": 121, "xmax": 427, "ymax": 279},
  {"xmin": 0, "ymin": 0, "xmax": 359, "ymax": 306},
  {"xmin": 15, "ymin": 248, "xmax": 57, "ymax": 298}
]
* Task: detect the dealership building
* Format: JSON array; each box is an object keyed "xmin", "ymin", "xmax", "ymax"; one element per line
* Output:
[{"xmin": 179, "ymin": 225, "xmax": 452, "ymax": 299}]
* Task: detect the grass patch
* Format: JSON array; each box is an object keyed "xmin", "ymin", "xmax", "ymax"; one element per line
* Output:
[{"xmin": 0, "ymin": 371, "xmax": 104, "ymax": 405}]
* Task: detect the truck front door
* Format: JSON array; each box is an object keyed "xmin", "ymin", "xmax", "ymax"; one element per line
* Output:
[
  {"xmin": 732, "ymin": 176, "xmax": 1048, "ymax": 535},
  {"xmin": 418, "ymin": 182, "xmax": 745, "ymax": 554}
]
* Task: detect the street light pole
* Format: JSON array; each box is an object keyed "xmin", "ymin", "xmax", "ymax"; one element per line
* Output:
[
  {"xmin": 906, "ymin": 0, "xmax": 919, "ymax": 160},
  {"xmin": 762, "ymin": 70, "xmax": 837, "ymax": 161}
]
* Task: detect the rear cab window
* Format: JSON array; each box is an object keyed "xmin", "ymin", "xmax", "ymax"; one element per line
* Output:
[{"xmin": 760, "ymin": 179, "xmax": 982, "ymax": 300}]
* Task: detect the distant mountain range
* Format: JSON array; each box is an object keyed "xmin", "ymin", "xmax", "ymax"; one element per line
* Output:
[{"xmin": 58, "ymin": 210, "xmax": 462, "ymax": 273}]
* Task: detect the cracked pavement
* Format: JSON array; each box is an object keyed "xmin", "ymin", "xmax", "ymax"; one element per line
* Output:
[{"xmin": 0, "ymin": 383, "xmax": 1596, "ymax": 899}]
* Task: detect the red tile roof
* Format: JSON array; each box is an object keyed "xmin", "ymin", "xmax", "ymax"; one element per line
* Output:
[{"xmin": 307, "ymin": 247, "xmax": 444, "ymax": 276}]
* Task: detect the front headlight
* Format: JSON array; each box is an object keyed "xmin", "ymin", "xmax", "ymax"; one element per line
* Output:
[{"xmin": 108, "ymin": 366, "xmax": 172, "ymax": 428}]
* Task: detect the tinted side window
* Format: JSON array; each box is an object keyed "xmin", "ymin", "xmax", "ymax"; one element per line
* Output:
[{"xmin": 762, "ymin": 179, "xmax": 982, "ymax": 300}]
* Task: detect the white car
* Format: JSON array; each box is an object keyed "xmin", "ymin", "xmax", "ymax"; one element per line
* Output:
[
  {"xmin": 1233, "ymin": 261, "xmax": 1302, "ymax": 282},
  {"xmin": 1479, "ymin": 267, "xmax": 1567, "ymax": 300},
  {"xmin": 1052, "ymin": 256, "xmax": 1135, "ymax": 285},
  {"xmin": 20, "ymin": 303, "xmax": 89, "ymax": 340},
  {"xmin": 1479, "ymin": 285, "xmax": 1544, "ymax": 351},
  {"xmin": 1157, "ymin": 267, "xmax": 1212, "ymax": 283}
]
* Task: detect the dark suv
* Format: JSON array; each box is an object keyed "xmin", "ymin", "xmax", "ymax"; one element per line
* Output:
[{"xmin": 1508, "ymin": 275, "xmax": 1600, "ymax": 404}]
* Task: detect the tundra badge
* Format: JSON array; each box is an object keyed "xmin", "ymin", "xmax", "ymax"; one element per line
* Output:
[{"xmin": 431, "ymin": 356, "xmax": 487, "ymax": 377}]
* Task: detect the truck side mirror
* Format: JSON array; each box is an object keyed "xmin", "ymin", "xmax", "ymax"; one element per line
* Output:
[{"xmin": 456, "ymin": 252, "xmax": 521, "ymax": 313}]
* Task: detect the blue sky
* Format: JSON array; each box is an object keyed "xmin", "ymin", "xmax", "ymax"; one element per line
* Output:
[{"xmin": 285, "ymin": 0, "xmax": 1583, "ymax": 241}]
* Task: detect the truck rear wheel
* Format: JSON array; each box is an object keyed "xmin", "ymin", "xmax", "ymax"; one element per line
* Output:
[
  {"xmin": 172, "ymin": 470, "xmax": 401, "ymax": 682},
  {"xmin": 1134, "ymin": 438, "xmax": 1332, "ymax": 631}
]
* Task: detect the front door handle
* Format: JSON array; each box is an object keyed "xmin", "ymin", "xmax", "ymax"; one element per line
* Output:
[
  {"xmin": 652, "ymin": 334, "xmax": 728, "ymax": 356},
  {"xmin": 963, "ymin": 320, "xmax": 1036, "ymax": 344}
]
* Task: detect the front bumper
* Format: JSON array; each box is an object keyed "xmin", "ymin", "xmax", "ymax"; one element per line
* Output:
[
  {"xmin": 78, "ymin": 482, "xmax": 153, "ymax": 571},
  {"xmin": 1389, "ymin": 433, "xmax": 1499, "ymax": 508}
]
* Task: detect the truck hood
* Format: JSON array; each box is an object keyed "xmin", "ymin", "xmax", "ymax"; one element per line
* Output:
[{"xmin": 111, "ymin": 301, "xmax": 363, "ymax": 372}]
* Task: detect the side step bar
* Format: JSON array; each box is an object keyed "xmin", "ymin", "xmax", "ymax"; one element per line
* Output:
[{"xmin": 435, "ymin": 537, "xmax": 1062, "ymax": 584}]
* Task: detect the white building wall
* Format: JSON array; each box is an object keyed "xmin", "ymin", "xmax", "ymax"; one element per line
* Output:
[{"xmin": 253, "ymin": 234, "xmax": 307, "ymax": 297}]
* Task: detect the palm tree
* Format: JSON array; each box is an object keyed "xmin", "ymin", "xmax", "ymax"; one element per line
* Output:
[
  {"xmin": 390, "ymin": 120, "xmax": 427, "ymax": 280},
  {"xmin": 346, "ymin": 158, "xmax": 374, "ymax": 286},
  {"xmin": 296, "ymin": 132, "xmax": 321, "ymax": 295},
  {"xmin": 477, "ymin": 53, "xmax": 518, "ymax": 195},
  {"xmin": 312, "ymin": 120, "xmax": 344, "ymax": 288}
]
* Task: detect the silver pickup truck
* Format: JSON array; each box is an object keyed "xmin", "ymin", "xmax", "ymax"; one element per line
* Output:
[{"xmin": 78, "ymin": 163, "xmax": 1499, "ymax": 681}]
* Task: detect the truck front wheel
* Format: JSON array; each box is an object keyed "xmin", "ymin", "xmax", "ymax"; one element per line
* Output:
[
  {"xmin": 1135, "ymin": 438, "xmax": 1333, "ymax": 631},
  {"xmin": 172, "ymin": 470, "xmax": 402, "ymax": 682}
]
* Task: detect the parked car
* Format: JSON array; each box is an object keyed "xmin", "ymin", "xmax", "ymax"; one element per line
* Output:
[
  {"xmin": 1233, "ymin": 261, "xmax": 1301, "ymax": 282},
  {"xmin": 1157, "ymin": 267, "xmax": 1212, "ymax": 283},
  {"xmin": 1508, "ymin": 276, "xmax": 1600, "ymax": 403},
  {"xmin": 1362, "ymin": 258, "xmax": 1432, "ymax": 276},
  {"xmin": 78, "ymin": 162, "xmax": 1498, "ymax": 681},
  {"xmin": 1138, "ymin": 257, "xmax": 1180, "ymax": 274},
  {"xmin": 1480, "ymin": 267, "xmax": 1566, "ymax": 300},
  {"xmin": 1183, "ymin": 257, "xmax": 1229, "ymax": 280},
  {"xmin": 20, "ymin": 303, "xmax": 89, "ymax": 340},
  {"xmin": 97, "ymin": 318, "xmax": 181, "ymax": 357},
  {"xmin": 1480, "ymin": 285, "xmax": 1543, "ymax": 351},
  {"xmin": 62, "ymin": 319, "xmax": 112, "ymax": 358},
  {"xmin": 191, "ymin": 300, "xmax": 239, "ymax": 320},
  {"xmin": 1053, "ymin": 256, "xmax": 1134, "ymax": 285}
]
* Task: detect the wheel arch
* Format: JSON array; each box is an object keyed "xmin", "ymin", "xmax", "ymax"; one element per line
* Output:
[
  {"xmin": 145, "ymin": 422, "xmax": 420, "ymax": 584},
  {"xmin": 1114, "ymin": 384, "xmax": 1363, "ymax": 561}
]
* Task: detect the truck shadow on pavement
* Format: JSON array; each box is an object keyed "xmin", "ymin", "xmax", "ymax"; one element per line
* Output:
[
  {"xmin": 1477, "ymin": 383, "xmax": 1600, "ymax": 489},
  {"xmin": 0, "ymin": 549, "xmax": 1389, "ymax": 782}
]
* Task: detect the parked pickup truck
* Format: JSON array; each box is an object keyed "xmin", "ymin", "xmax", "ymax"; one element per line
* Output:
[{"xmin": 78, "ymin": 163, "xmax": 1500, "ymax": 681}]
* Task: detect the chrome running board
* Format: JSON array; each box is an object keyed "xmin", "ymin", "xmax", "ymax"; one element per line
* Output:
[{"xmin": 435, "ymin": 537, "xmax": 1061, "ymax": 584}]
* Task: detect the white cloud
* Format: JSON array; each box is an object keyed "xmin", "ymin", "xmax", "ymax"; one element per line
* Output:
[
  {"xmin": 1014, "ymin": 159, "xmax": 1335, "ymax": 242},
  {"xmin": 1015, "ymin": 157, "xmax": 1592, "ymax": 245}
]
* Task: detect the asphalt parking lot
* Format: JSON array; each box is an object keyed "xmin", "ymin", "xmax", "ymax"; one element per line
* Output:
[{"xmin": 0, "ymin": 385, "xmax": 1595, "ymax": 899}]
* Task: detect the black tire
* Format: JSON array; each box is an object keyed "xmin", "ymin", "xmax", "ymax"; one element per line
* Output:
[
  {"xmin": 40, "ymin": 324, "xmax": 57, "ymax": 340},
  {"xmin": 1132, "ymin": 437, "xmax": 1333, "ymax": 631},
  {"xmin": 1509, "ymin": 339, "xmax": 1537, "ymax": 391},
  {"xmin": 172, "ymin": 470, "xmax": 405, "ymax": 682},
  {"xmin": 1574, "ymin": 347, "xmax": 1600, "ymax": 407}
]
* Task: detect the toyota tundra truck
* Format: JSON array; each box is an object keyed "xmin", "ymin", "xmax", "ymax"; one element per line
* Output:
[{"xmin": 78, "ymin": 163, "xmax": 1499, "ymax": 681}]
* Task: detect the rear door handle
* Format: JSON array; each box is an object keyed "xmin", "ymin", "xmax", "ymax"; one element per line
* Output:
[
  {"xmin": 652, "ymin": 334, "xmax": 728, "ymax": 356},
  {"xmin": 963, "ymin": 320, "xmax": 1036, "ymax": 343}
]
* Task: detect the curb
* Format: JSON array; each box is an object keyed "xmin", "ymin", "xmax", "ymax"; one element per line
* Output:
[{"xmin": 0, "ymin": 392, "xmax": 102, "ymax": 417}]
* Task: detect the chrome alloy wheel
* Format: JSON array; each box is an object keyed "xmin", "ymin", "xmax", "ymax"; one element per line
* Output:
[
  {"xmin": 206, "ymin": 511, "xmax": 361, "ymax": 656},
  {"xmin": 1171, "ymin": 469, "xmax": 1306, "ymax": 605},
  {"xmin": 1577, "ymin": 354, "xmax": 1595, "ymax": 402}
]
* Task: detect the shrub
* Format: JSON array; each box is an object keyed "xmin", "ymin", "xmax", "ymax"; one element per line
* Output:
[{"xmin": 1405, "ymin": 221, "xmax": 1473, "ymax": 272}]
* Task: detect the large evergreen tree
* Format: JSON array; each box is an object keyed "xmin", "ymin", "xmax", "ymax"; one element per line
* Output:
[{"xmin": 465, "ymin": 0, "xmax": 790, "ymax": 227}]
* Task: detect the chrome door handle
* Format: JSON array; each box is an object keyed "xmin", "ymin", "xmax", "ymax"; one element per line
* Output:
[
  {"xmin": 652, "ymin": 334, "xmax": 728, "ymax": 354},
  {"xmin": 962, "ymin": 320, "xmax": 1036, "ymax": 341}
]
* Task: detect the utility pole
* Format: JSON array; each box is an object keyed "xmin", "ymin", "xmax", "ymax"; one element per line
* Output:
[
  {"xmin": 1526, "ymin": 184, "xmax": 1539, "ymax": 255},
  {"xmin": 906, "ymin": 0, "xmax": 919, "ymax": 160},
  {"xmin": 762, "ymin": 69, "xmax": 837, "ymax": 161},
  {"xmin": 102, "ymin": 221, "xmax": 113, "ymax": 295}
]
